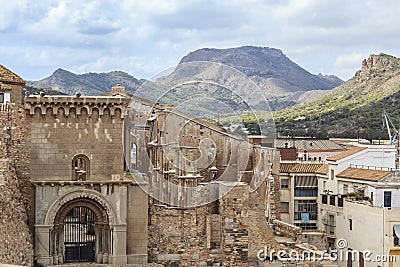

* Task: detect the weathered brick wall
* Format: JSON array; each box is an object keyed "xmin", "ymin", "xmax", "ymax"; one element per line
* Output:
[
  {"xmin": 9, "ymin": 84, "xmax": 23, "ymax": 105},
  {"xmin": 0, "ymin": 103, "xmax": 33, "ymax": 266}
]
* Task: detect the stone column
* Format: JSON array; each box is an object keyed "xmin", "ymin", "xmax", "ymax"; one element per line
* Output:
[
  {"xmin": 95, "ymin": 226, "xmax": 103, "ymax": 263},
  {"xmin": 50, "ymin": 229, "xmax": 58, "ymax": 265},
  {"xmin": 35, "ymin": 225, "xmax": 53, "ymax": 266},
  {"xmin": 109, "ymin": 224, "xmax": 127, "ymax": 264},
  {"xmin": 102, "ymin": 228, "xmax": 109, "ymax": 263},
  {"xmin": 58, "ymin": 227, "xmax": 64, "ymax": 264}
]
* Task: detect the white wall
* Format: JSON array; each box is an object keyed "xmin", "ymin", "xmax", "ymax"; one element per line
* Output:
[
  {"xmin": 374, "ymin": 188, "xmax": 400, "ymax": 207},
  {"xmin": 334, "ymin": 201, "xmax": 400, "ymax": 267},
  {"xmin": 336, "ymin": 201, "xmax": 385, "ymax": 267},
  {"xmin": 324, "ymin": 164, "xmax": 340, "ymax": 194}
]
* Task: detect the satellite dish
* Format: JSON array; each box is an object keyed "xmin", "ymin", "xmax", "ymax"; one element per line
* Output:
[
  {"xmin": 75, "ymin": 92, "xmax": 81, "ymax": 98},
  {"xmin": 39, "ymin": 91, "xmax": 45, "ymax": 97}
]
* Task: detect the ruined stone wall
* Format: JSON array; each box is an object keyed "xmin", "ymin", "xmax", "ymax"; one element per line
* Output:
[
  {"xmin": 219, "ymin": 184, "xmax": 249, "ymax": 266},
  {"xmin": 148, "ymin": 203, "xmax": 224, "ymax": 267},
  {"xmin": 0, "ymin": 103, "xmax": 31, "ymax": 218},
  {"xmin": 136, "ymin": 107, "xmax": 252, "ymax": 183},
  {"xmin": 128, "ymin": 100, "xmax": 278, "ymax": 266},
  {"xmin": 148, "ymin": 183, "xmax": 279, "ymax": 267},
  {"xmin": 0, "ymin": 103, "xmax": 33, "ymax": 266},
  {"xmin": 247, "ymin": 185, "xmax": 281, "ymax": 264},
  {"xmin": 271, "ymin": 151, "xmax": 281, "ymax": 220}
]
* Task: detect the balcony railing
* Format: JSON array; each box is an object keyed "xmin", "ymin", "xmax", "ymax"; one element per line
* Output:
[{"xmin": 321, "ymin": 194, "xmax": 345, "ymax": 207}]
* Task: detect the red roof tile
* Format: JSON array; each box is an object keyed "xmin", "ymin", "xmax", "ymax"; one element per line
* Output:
[
  {"xmin": 336, "ymin": 167, "xmax": 391, "ymax": 182},
  {"xmin": 280, "ymin": 163, "xmax": 328, "ymax": 174}
]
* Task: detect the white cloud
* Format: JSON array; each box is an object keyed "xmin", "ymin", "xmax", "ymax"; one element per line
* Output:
[
  {"xmin": 334, "ymin": 52, "xmax": 367, "ymax": 79},
  {"xmin": 335, "ymin": 53, "xmax": 364, "ymax": 69},
  {"xmin": 1, "ymin": 0, "xmax": 400, "ymax": 81}
]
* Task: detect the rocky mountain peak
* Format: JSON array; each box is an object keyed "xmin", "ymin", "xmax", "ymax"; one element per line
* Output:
[
  {"xmin": 177, "ymin": 46, "xmax": 342, "ymax": 91},
  {"xmin": 356, "ymin": 53, "xmax": 400, "ymax": 82}
]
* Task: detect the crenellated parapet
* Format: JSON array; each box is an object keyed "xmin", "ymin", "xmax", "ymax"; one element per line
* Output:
[{"xmin": 24, "ymin": 95, "xmax": 130, "ymax": 119}]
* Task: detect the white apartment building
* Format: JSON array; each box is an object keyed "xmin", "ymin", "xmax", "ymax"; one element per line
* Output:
[
  {"xmin": 279, "ymin": 162, "xmax": 328, "ymax": 230},
  {"xmin": 319, "ymin": 145, "xmax": 400, "ymax": 267}
]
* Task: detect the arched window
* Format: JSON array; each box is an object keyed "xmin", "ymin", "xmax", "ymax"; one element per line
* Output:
[{"xmin": 72, "ymin": 154, "xmax": 90, "ymax": 181}]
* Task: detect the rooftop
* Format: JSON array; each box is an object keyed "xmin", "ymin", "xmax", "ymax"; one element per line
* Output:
[
  {"xmin": 280, "ymin": 163, "xmax": 327, "ymax": 174},
  {"xmin": 0, "ymin": 64, "xmax": 25, "ymax": 85},
  {"xmin": 275, "ymin": 138, "xmax": 345, "ymax": 151},
  {"xmin": 336, "ymin": 167, "xmax": 391, "ymax": 182},
  {"xmin": 327, "ymin": 146, "xmax": 367, "ymax": 162}
]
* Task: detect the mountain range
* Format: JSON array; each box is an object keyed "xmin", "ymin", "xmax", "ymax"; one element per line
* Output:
[
  {"xmin": 27, "ymin": 46, "xmax": 342, "ymax": 111},
  {"xmin": 25, "ymin": 46, "xmax": 400, "ymax": 140},
  {"xmin": 28, "ymin": 69, "xmax": 143, "ymax": 96}
]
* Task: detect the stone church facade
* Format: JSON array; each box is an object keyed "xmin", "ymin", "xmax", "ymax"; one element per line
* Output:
[{"xmin": 1, "ymin": 65, "xmax": 277, "ymax": 267}]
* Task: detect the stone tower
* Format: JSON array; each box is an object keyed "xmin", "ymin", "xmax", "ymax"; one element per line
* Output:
[{"xmin": 25, "ymin": 86, "xmax": 148, "ymax": 265}]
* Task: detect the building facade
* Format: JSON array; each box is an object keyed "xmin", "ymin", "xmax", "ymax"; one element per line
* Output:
[
  {"xmin": 0, "ymin": 64, "xmax": 280, "ymax": 266},
  {"xmin": 319, "ymin": 146, "xmax": 400, "ymax": 267},
  {"xmin": 25, "ymin": 87, "xmax": 148, "ymax": 265},
  {"xmin": 278, "ymin": 163, "xmax": 328, "ymax": 230}
]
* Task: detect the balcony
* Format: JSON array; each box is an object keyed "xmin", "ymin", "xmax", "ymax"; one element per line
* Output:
[{"xmin": 294, "ymin": 188, "xmax": 318, "ymax": 197}]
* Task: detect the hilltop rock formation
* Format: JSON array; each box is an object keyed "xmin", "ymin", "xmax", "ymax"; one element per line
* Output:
[{"xmin": 356, "ymin": 53, "xmax": 400, "ymax": 82}]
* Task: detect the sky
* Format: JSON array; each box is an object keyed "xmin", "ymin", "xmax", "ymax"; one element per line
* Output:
[{"xmin": 1, "ymin": 0, "xmax": 400, "ymax": 81}]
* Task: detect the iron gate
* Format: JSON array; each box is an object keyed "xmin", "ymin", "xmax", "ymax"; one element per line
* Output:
[{"xmin": 64, "ymin": 206, "xmax": 96, "ymax": 262}]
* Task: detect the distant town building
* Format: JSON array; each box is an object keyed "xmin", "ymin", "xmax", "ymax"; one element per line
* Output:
[{"xmin": 275, "ymin": 137, "xmax": 346, "ymax": 162}]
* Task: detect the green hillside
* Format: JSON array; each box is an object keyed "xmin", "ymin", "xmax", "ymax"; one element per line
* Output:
[{"xmin": 273, "ymin": 53, "xmax": 400, "ymax": 140}]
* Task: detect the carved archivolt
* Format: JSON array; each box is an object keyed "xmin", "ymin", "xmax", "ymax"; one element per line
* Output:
[
  {"xmin": 45, "ymin": 189, "xmax": 118, "ymax": 225},
  {"xmin": 53, "ymin": 199, "xmax": 108, "ymax": 226}
]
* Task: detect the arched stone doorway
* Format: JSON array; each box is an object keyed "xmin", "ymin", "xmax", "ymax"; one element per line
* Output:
[{"xmin": 51, "ymin": 198, "xmax": 111, "ymax": 264}]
